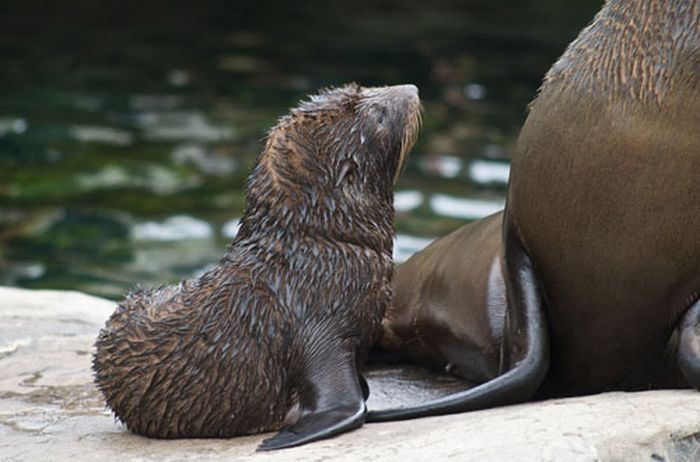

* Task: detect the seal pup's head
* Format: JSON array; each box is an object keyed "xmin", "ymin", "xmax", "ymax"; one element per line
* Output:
[
  {"xmin": 262, "ymin": 84, "xmax": 419, "ymax": 192},
  {"xmin": 239, "ymin": 84, "xmax": 422, "ymax": 249}
]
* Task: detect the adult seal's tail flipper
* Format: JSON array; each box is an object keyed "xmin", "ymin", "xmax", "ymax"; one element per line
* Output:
[
  {"xmin": 367, "ymin": 219, "xmax": 549, "ymax": 422},
  {"xmin": 258, "ymin": 346, "xmax": 366, "ymax": 450}
]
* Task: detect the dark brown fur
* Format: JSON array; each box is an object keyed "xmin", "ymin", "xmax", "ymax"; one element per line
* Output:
[{"xmin": 93, "ymin": 84, "xmax": 421, "ymax": 441}]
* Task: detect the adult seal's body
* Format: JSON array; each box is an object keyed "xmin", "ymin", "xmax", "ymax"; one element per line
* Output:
[
  {"xmin": 369, "ymin": 0, "xmax": 700, "ymax": 422},
  {"xmin": 93, "ymin": 84, "xmax": 421, "ymax": 449},
  {"xmin": 380, "ymin": 213, "xmax": 506, "ymax": 386}
]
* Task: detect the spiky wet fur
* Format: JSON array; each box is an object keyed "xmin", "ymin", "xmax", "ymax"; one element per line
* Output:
[{"xmin": 92, "ymin": 84, "xmax": 421, "ymax": 438}]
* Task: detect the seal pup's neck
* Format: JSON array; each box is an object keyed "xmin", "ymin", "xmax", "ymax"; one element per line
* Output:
[{"xmin": 236, "ymin": 163, "xmax": 396, "ymax": 256}]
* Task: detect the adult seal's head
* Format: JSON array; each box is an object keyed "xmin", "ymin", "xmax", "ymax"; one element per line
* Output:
[{"xmin": 93, "ymin": 83, "xmax": 421, "ymax": 450}]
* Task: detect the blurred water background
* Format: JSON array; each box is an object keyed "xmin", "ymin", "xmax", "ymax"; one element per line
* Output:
[{"xmin": 0, "ymin": 0, "xmax": 600, "ymax": 299}]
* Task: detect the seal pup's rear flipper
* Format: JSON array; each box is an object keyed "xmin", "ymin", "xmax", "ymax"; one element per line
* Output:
[
  {"xmin": 257, "ymin": 347, "xmax": 366, "ymax": 450},
  {"xmin": 366, "ymin": 219, "xmax": 549, "ymax": 421}
]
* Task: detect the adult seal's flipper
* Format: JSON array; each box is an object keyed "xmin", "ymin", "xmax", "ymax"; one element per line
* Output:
[
  {"xmin": 258, "ymin": 348, "xmax": 366, "ymax": 450},
  {"xmin": 366, "ymin": 220, "xmax": 549, "ymax": 422}
]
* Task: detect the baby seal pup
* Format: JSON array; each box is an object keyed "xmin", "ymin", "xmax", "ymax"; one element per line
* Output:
[{"xmin": 93, "ymin": 83, "xmax": 421, "ymax": 450}]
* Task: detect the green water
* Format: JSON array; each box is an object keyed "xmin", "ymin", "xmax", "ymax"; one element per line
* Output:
[{"xmin": 0, "ymin": 0, "xmax": 601, "ymax": 299}]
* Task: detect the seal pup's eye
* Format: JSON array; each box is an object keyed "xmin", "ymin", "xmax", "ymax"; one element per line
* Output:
[{"xmin": 368, "ymin": 105, "xmax": 388, "ymax": 130}]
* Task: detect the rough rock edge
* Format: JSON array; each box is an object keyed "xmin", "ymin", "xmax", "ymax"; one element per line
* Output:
[{"xmin": 1, "ymin": 286, "xmax": 699, "ymax": 462}]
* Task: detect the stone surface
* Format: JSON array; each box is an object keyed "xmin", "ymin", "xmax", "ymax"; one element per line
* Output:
[{"xmin": 1, "ymin": 285, "xmax": 700, "ymax": 461}]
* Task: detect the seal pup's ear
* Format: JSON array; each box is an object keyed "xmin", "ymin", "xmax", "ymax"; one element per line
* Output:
[{"xmin": 257, "ymin": 347, "xmax": 366, "ymax": 451}]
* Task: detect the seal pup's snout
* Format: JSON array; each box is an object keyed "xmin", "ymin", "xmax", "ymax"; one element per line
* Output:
[
  {"xmin": 352, "ymin": 84, "xmax": 422, "ymax": 183},
  {"xmin": 392, "ymin": 83, "xmax": 419, "ymax": 98},
  {"xmin": 359, "ymin": 84, "xmax": 421, "ymax": 124},
  {"xmin": 387, "ymin": 83, "xmax": 419, "ymax": 100},
  {"xmin": 385, "ymin": 84, "xmax": 421, "ymax": 122},
  {"xmin": 370, "ymin": 84, "xmax": 421, "ymax": 122},
  {"xmin": 374, "ymin": 84, "xmax": 422, "ymax": 180},
  {"xmin": 388, "ymin": 83, "xmax": 421, "ymax": 118}
]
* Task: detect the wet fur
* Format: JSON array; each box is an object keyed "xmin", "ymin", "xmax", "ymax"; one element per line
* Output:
[{"xmin": 93, "ymin": 84, "xmax": 421, "ymax": 439}]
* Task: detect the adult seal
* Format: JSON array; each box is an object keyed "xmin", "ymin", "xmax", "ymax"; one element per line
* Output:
[
  {"xmin": 369, "ymin": 0, "xmax": 700, "ymax": 422},
  {"xmin": 93, "ymin": 83, "xmax": 422, "ymax": 448},
  {"xmin": 379, "ymin": 212, "xmax": 507, "ymax": 386}
]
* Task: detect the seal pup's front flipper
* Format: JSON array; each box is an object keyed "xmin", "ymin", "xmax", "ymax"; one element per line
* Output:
[
  {"xmin": 258, "ymin": 346, "xmax": 366, "ymax": 450},
  {"xmin": 366, "ymin": 219, "xmax": 549, "ymax": 421}
]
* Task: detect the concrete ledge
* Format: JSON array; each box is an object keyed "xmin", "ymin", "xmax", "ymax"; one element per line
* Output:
[{"xmin": 1, "ymin": 286, "xmax": 699, "ymax": 461}]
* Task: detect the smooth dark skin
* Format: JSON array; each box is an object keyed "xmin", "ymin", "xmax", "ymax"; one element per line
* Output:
[
  {"xmin": 368, "ymin": 0, "xmax": 700, "ymax": 421},
  {"xmin": 381, "ymin": 213, "xmax": 507, "ymax": 385}
]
